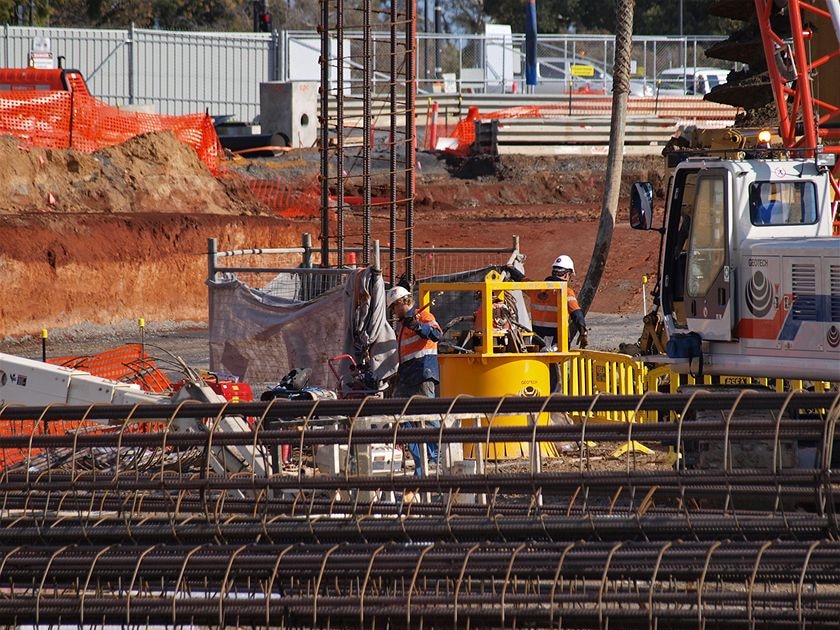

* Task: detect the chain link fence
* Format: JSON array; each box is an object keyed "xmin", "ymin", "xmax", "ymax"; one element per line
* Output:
[{"xmin": 414, "ymin": 33, "xmax": 735, "ymax": 95}]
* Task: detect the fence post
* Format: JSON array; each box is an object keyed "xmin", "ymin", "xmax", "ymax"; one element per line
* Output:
[
  {"xmin": 269, "ymin": 28, "xmax": 279, "ymax": 81},
  {"xmin": 278, "ymin": 29, "xmax": 287, "ymax": 82},
  {"xmin": 302, "ymin": 232, "xmax": 313, "ymax": 268},
  {"xmin": 127, "ymin": 23, "xmax": 135, "ymax": 105},
  {"xmin": 207, "ymin": 237, "xmax": 217, "ymax": 368}
]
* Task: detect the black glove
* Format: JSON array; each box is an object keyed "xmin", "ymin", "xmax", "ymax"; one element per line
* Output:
[
  {"xmin": 402, "ymin": 315, "xmax": 419, "ymax": 331},
  {"xmin": 578, "ymin": 327, "xmax": 590, "ymax": 349},
  {"xmin": 502, "ymin": 265, "xmax": 525, "ymax": 282},
  {"xmin": 397, "ymin": 272, "xmax": 413, "ymax": 291}
]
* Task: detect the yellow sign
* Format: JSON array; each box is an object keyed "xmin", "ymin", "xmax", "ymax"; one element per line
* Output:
[
  {"xmin": 720, "ymin": 375, "xmax": 752, "ymax": 385},
  {"xmin": 570, "ymin": 64, "xmax": 595, "ymax": 77}
]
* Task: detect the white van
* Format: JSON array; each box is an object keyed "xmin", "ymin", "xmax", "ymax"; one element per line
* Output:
[{"xmin": 655, "ymin": 67, "xmax": 729, "ymax": 95}]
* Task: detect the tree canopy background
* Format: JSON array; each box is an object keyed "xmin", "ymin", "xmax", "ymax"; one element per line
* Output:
[{"xmin": 3, "ymin": 0, "xmax": 735, "ymax": 34}]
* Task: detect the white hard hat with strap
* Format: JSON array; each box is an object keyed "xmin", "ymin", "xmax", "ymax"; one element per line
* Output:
[
  {"xmin": 386, "ymin": 285, "xmax": 410, "ymax": 308},
  {"xmin": 552, "ymin": 254, "xmax": 575, "ymax": 274}
]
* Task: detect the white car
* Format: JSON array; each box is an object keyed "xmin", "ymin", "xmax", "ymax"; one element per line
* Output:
[
  {"xmin": 655, "ymin": 66, "xmax": 729, "ymax": 96},
  {"xmin": 528, "ymin": 57, "xmax": 653, "ymax": 96}
]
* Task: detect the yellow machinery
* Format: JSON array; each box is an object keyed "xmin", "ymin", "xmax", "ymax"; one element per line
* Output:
[{"xmin": 421, "ymin": 271, "xmax": 575, "ymax": 459}]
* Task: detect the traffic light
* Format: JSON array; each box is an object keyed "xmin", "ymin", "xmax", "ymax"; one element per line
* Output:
[{"xmin": 252, "ymin": 1, "xmax": 272, "ymax": 32}]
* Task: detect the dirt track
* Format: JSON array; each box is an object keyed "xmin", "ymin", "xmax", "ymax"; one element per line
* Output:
[{"xmin": 0, "ymin": 132, "xmax": 668, "ymax": 349}]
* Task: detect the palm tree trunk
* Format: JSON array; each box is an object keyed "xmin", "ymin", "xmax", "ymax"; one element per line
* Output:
[{"xmin": 577, "ymin": 0, "xmax": 636, "ymax": 312}]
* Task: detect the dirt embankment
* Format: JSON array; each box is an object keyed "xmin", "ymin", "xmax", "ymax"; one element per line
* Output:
[{"xmin": 0, "ymin": 132, "xmax": 668, "ymax": 340}]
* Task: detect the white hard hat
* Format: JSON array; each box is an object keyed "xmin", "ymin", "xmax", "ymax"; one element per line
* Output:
[
  {"xmin": 552, "ymin": 254, "xmax": 575, "ymax": 274},
  {"xmin": 386, "ymin": 285, "xmax": 410, "ymax": 309}
]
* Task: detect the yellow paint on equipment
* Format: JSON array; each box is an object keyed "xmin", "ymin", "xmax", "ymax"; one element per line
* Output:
[
  {"xmin": 439, "ymin": 353, "xmax": 556, "ymax": 459},
  {"xmin": 424, "ymin": 270, "xmax": 571, "ymax": 461}
]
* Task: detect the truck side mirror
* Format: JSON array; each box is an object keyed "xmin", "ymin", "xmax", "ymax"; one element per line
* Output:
[{"xmin": 630, "ymin": 182, "xmax": 653, "ymax": 230}]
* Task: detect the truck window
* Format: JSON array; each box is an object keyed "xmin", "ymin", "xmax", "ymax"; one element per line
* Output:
[
  {"xmin": 749, "ymin": 181, "xmax": 818, "ymax": 226},
  {"xmin": 686, "ymin": 175, "xmax": 726, "ymax": 298}
]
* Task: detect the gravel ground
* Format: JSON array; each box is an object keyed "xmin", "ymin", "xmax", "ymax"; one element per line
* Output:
[
  {"xmin": 0, "ymin": 320, "xmax": 212, "ymax": 369},
  {"xmin": 0, "ymin": 312, "xmax": 644, "ymax": 387}
]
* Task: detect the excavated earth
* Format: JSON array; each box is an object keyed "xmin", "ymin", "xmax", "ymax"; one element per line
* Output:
[{"xmin": 0, "ymin": 132, "xmax": 668, "ymax": 351}]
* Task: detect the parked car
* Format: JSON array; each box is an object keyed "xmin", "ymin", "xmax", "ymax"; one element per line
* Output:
[
  {"xmin": 655, "ymin": 66, "xmax": 730, "ymax": 95},
  {"xmin": 527, "ymin": 57, "xmax": 653, "ymax": 96}
]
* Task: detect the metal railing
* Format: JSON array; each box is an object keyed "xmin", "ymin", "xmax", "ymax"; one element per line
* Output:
[{"xmin": 207, "ymin": 234, "xmax": 521, "ymax": 294}]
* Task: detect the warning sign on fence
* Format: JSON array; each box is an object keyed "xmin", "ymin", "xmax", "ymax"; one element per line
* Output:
[{"xmin": 28, "ymin": 51, "xmax": 54, "ymax": 69}]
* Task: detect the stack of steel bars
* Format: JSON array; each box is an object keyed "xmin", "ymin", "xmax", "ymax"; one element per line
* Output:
[{"xmin": 0, "ymin": 391, "xmax": 837, "ymax": 628}]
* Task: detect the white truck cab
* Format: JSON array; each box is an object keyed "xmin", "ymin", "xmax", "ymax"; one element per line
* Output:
[{"xmin": 630, "ymin": 154, "xmax": 839, "ymax": 380}]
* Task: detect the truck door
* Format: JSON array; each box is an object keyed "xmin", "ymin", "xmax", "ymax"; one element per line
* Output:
[{"xmin": 684, "ymin": 171, "xmax": 733, "ymax": 340}]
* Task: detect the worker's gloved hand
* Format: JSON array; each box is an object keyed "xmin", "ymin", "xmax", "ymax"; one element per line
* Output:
[
  {"xmin": 397, "ymin": 272, "xmax": 413, "ymax": 291},
  {"xmin": 402, "ymin": 315, "xmax": 419, "ymax": 331},
  {"xmin": 578, "ymin": 328, "xmax": 590, "ymax": 349},
  {"xmin": 500, "ymin": 265, "xmax": 525, "ymax": 282}
]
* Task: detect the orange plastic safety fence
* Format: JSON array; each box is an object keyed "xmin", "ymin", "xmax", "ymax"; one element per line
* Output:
[
  {"xmin": 0, "ymin": 344, "xmax": 171, "ymax": 469},
  {"xmin": 0, "ymin": 89, "xmax": 221, "ymax": 172},
  {"xmin": 0, "ymin": 418, "xmax": 102, "ymax": 469},
  {"xmin": 0, "ymin": 417, "xmax": 170, "ymax": 471},
  {"xmin": 230, "ymin": 171, "xmax": 321, "ymax": 218},
  {"xmin": 48, "ymin": 344, "xmax": 172, "ymax": 393}
]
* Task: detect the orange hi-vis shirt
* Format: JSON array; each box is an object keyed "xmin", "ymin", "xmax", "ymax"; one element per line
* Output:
[
  {"xmin": 398, "ymin": 310, "xmax": 441, "ymax": 364},
  {"xmin": 530, "ymin": 286, "xmax": 581, "ymax": 330}
]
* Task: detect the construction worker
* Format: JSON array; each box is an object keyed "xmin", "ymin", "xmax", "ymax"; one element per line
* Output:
[
  {"xmin": 533, "ymin": 255, "xmax": 589, "ymax": 348},
  {"xmin": 754, "ymin": 182, "xmax": 785, "ymax": 224},
  {"xmin": 386, "ymin": 285, "xmax": 442, "ymax": 477},
  {"xmin": 503, "ymin": 255, "xmax": 589, "ymax": 392},
  {"xmin": 504, "ymin": 255, "xmax": 589, "ymax": 349}
]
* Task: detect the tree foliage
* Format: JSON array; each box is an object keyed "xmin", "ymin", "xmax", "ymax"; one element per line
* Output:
[
  {"xmin": 6, "ymin": 0, "xmax": 257, "ymax": 30},
  {"xmin": 479, "ymin": 0, "xmax": 737, "ymax": 36},
  {"xmin": 4, "ymin": 0, "xmax": 739, "ymax": 34}
]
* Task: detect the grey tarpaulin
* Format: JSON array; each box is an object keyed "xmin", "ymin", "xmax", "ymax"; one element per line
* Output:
[
  {"xmin": 208, "ymin": 274, "xmax": 347, "ymax": 389},
  {"xmin": 341, "ymin": 267, "xmax": 398, "ymax": 386},
  {"xmin": 208, "ymin": 261, "xmax": 527, "ymax": 391}
]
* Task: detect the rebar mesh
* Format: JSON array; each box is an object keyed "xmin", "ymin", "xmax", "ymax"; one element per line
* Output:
[
  {"xmin": 0, "ymin": 391, "xmax": 837, "ymax": 627},
  {"xmin": 319, "ymin": 0, "xmax": 417, "ymax": 284}
]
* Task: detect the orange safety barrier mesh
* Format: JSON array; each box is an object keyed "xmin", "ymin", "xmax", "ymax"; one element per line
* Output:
[
  {"xmin": 0, "ymin": 418, "xmax": 107, "ymax": 470},
  {"xmin": 48, "ymin": 344, "xmax": 172, "ymax": 393},
  {"xmin": 223, "ymin": 170, "xmax": 321, "ymax": 218},
  {"xmin": 0, "ymin": 345, "xmax": 172, "ymax": 470},
  {"xmin": 0, "ymin": 417, "xmax": 176, "ymax": 471},
  {"xmin": 0, "ymin": 87, "xmax": 221, "ymax": 172}
]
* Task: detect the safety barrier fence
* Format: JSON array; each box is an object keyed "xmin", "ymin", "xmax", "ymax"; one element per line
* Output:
[
  {"xmin": 560, "ymin": 350, "xmax": 649, "ymax": 423},
  {"xmin": 0, "ymin": 81, "xmax": 221, "ymax": 171},
  {"xmin": 207, "ymin": 235, "xmax": 521, "ymax": 298},
  {"xmin": 559, "ymin": 351, "xmax": 839, "ymax": 425},
  {"xmin": 0, "ymin": 392, "xmax": 836, "ymax": 627}
]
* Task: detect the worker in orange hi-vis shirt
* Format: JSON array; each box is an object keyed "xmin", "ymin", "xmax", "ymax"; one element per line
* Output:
[
  {"xmin": 504, "ymin": 254, "xmax": 590, "ymax": 392},
  {"xmin": 386, "ymin": 285, "xmax": 442, "ymax": 478}
]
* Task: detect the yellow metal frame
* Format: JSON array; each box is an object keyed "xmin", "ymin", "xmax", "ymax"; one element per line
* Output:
[
  {"xmin": 424, "ymin": 271, "xmax": 574, "ymax": 460},
  {"xmin": 420, "ymin": 270, "xmax": 571, "ymax": 356}
]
